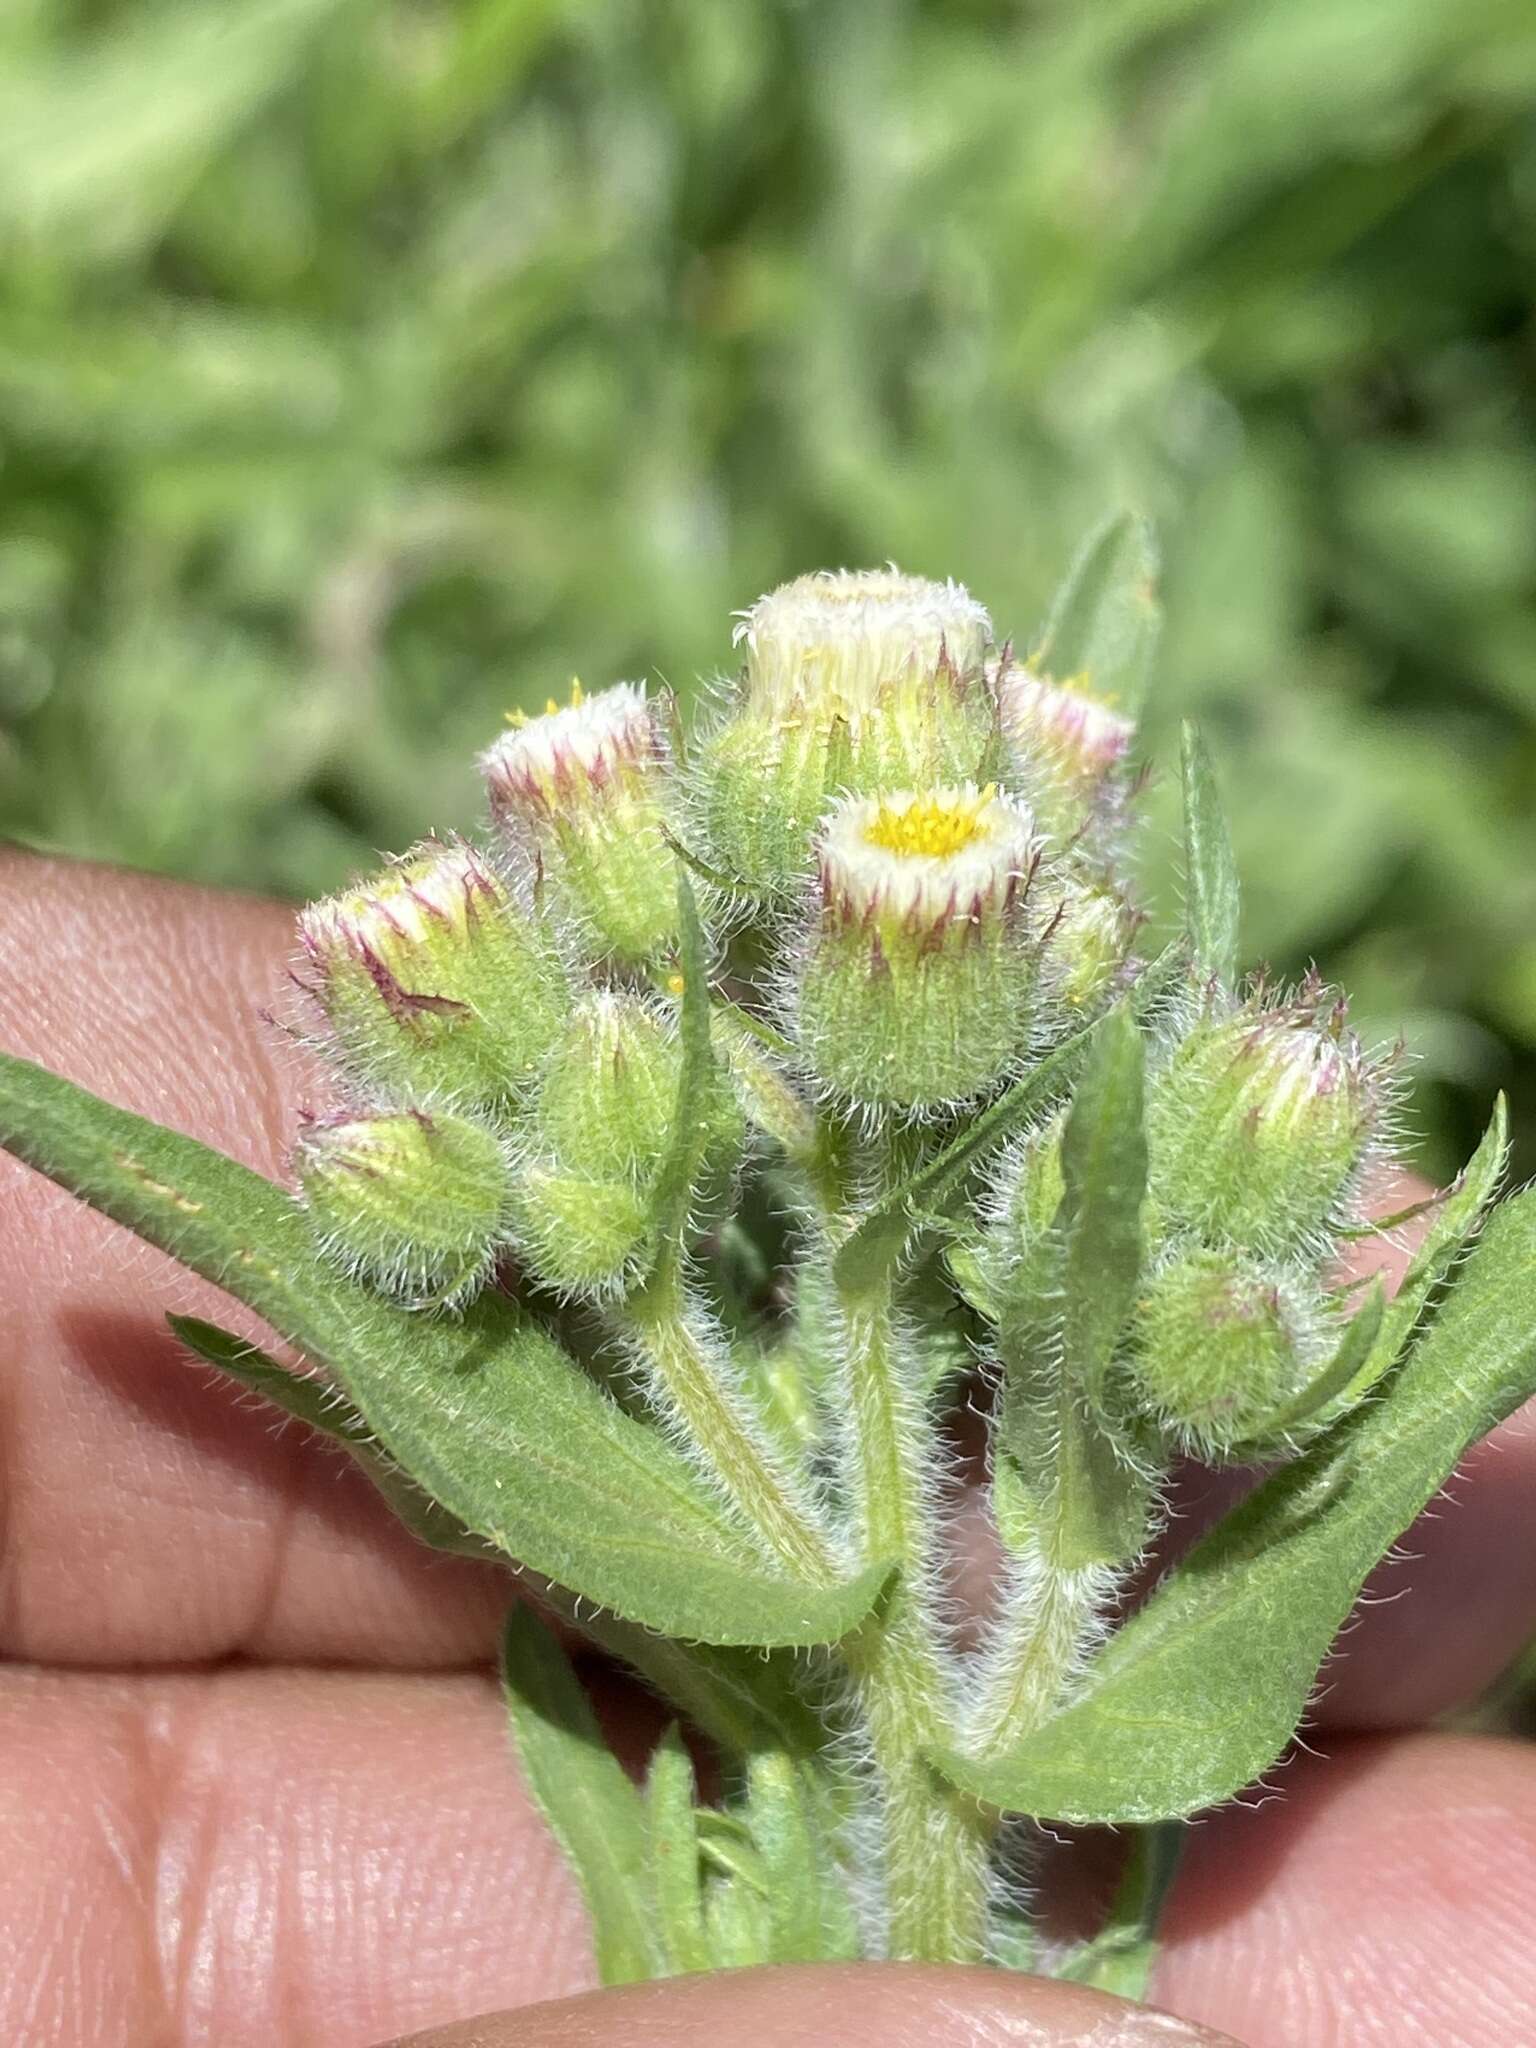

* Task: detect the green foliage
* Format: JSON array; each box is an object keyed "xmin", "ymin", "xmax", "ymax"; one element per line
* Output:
[
  {"xmin": 0, "ymin": 1048, "xmax": 888, "ymax": 1648},
  {"xmin": 1179, "ymin": 723, "xmax": 1240, "ymax": 991},
  {"xmin": 5, "ymin": 0, "xmax": 1535, "ymax": 1176},
  {"xmin": 995, "ymin": 1005, "xmax": 1154, "ymax": 1571},
  {"xmin": 500, "ymin": 1605, "xmax": 657, "ymax": 1986},
  {"xmin": 937, "ymin": 1180, "xmax": 1536, "ymax": 1825}
]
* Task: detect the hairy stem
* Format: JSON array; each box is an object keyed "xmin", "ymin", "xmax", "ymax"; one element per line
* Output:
[
  {"xmin": 966, "ymin": 1545, "xmax": 1121, "ymax": 1755},
  {"xmin": 834, "ymin": 1276, "xmax": 994, "ymax": 1961},
  {"xmin": 625, "ymin": 1276, "xmax": 837, "ymax": 1586}
]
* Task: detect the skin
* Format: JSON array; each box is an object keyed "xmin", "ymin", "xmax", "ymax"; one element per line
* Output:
[{"xmin": 2, "ymin": 851, "xmax": 1535, "ymax": 2047}]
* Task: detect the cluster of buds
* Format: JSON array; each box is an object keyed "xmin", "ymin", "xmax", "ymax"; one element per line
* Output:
[
  {"xmin": 984, "ymin": 984, "xmax": 1392, "ymax": 1459},
  {"xmin": 7, "ymin": 527, "xmax": 1469, "ymax": 1986},
  {"xmin": 1130, "ymin": 989, "xmax": 1391, "ymax": 1456}
]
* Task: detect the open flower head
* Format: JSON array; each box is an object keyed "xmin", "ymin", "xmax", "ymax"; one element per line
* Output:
[
  {"xmin": 296, "ymin": 838, "xmax": 567, "ymax": 1108},
  {"xmin": 796, "ymin": 784, "xmax": 1042, "ymax": 1111},
  {"xmin": 692, "ymin": 570, "xmax": 1000, "ymax": 898},
  {"xmin": 482, "ymin": 680, "xmax": 679, "ymax": 966}
]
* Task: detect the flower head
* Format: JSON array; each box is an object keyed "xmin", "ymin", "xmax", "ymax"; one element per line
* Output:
[
  {"xmin": 1148, "ymin": 985, "xmax": 1390, "ymax": 1257},
  {"xmin": 816, "ymin": 784, "xmax": 1035, "ymax": 935},
  {"xmin": 481, "ymin": 681, "xmax": 679, "ymax": 966},
  {"xmin": 297, "ymin": 838, "xmax": 567, "ymax": 1108},
  {"xmin": 296, "ymin": 1106, "xmax": 513, "ymax": 1307},
  {"xmin": 795, "ymin": 784, "xmax": 1042, "ymax": 1112},
  {"xmin": 691, "ymin": 570, "xmax": 1000, "ymax": 899},
  {"xmin": 734, "ymin": 568, "xmax": 992, "ymax": 724}
]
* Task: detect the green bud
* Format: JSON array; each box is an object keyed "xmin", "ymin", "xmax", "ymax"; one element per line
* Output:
[
  {"xmin": 511, "ymin": 993, "xmax": 744, "ymax": 1297},
  {"xmin": 507, "ymin": 1165, "xmax": 651, "ymax": 1297},
  {"xmin": 1147, "ymin": 991, "xmax": 1384, "ymax": 1258},
  {"xmin": 795, "ymin": 784, "xmax": 1041, "ymax": 1111},
  {"xmin": 994, "ymin": 655, "xmax": 1134, "ymax": 839},
  {"xmin": 481, "ymin": 680, "xmax": 680, "ymax": 966},
  {"xmin": 1130, "ymin": 1247, "xmax": 1308, "ymax": 1456},
  {"xmin": 297, "ymin": 1108, "xmax": 512, "ymax": 1306},
  {"xmin": 536, "ymin": 991, "xmax": 741, "ymax": 1183},
  {"xmin": 1049, "ymin": 881, "xmax": 1140, "ymax": 1013},
  {"xmin": 691, "ymin": 570, "xmax": 999, "ymax": 897},
  {"xmin": 296, "ymin": 839, "xmax": 567, "ymax": 1110}
]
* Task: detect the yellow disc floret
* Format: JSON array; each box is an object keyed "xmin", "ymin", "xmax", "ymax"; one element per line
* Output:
[{"xmin": 862, "ymin": 784, "xmax": 998, "ymax": 860}]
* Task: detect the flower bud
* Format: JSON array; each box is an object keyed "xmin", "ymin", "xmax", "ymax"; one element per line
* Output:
[
  {"xmin": 481, "ymin": 680, "xmax": 679, "ymax": 966},
  {"xmin": 1147, "ymin": 993, "xmax": 1385, "ymax": 1258},
  {"xmin": 534, "ymin": 991, "xmax": 742, "ymax": 1185},
  {"xmin": 795, "ymin": 784, "xmax": 1040, "ymax": 1111},
  {"xmin": 510, "ymin": 992, "xmax": 744, "ymax": 1297},
  {"xmin": 994, "ymin": 657, "xmax": 1134, "ymax": 839},
  {"xmin": 1048, "ymin": 880, "xmax": 1140, "ymax": 1012},
  {"xmin": 692, "ymin": 570, "xmax": 998, "ymax": 896},
  {"xmin": 1130, "ymin": 1247, "xmax": 1309, "ymax": 1457},
  {"xmin": 506, "ymin": 1165, "xmax": 652, "ymax": 1298},
  {"xmin": 297, "ymin": 1108, "xmax": 512, "ymax": 1307},
  {"xmin": 296, "ymin": 839, "xmax": 567, "ymax": 1110}
]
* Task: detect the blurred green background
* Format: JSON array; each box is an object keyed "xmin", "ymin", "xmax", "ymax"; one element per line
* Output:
[{"xmin": 3, "ymin": 0, "xmax": 1535, "ymax": 1180}]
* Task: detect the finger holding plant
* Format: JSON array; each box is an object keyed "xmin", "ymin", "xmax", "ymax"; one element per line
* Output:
[{"xmin": 0, "ymin": 516, "xmax": 1530, "ymax": 1993}]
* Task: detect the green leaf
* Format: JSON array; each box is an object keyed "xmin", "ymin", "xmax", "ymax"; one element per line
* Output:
[
  {"xmin": 500, "ymin": 1607, "xmax": 657, "ymax": 1986},
  {"xmin": 936, "ymin": 1187, "xmax": 1536, "ymax": 1822},
  {"xmin": 1058, "ymin": 1824, "xmax": 1185, "ymax": 2001},
  {"xmin": 995, "ymin": 1006, "xmax": 1153, "ymax": 1570},
  {"xmin": 1033, "ymin": 511, "xmax": 1161, "ymax": 717},
  {"xmin": 1330, "ymin": 1095, "xmax": 1509, "ymax": 1413},
  {"xmin": 1180, "ymin": 722, "xmax": 1240, "ymax": 988},
  {"xmin": 703, "ymin": 1873, "xmax": 772, "ymax": 1969},
  {"xmin": 1221, "ymin": 1283, "xmax": 1385, "ymax": 1456},
  {"xmin": 0, "ymin": 1051, "xmax": 890, "ymax": 1649},
  {"xmin": 170, "ymin": 1313, "xmax": 493, "ymax": 1559},
  {"xmin": 833, "ymin": 1017, "xmax": 1102, "ymax": 1299},
  {"xmin": 1057, "ymin": 1004, "xmax": 1147, "ymax": 1402},
  {"xmin": 646, "ymin": 1725, "xmax": 714, "ymax": 1974},
  {"xmin": 741, "ymin": 1751, "xmax": 860, "ymax": 1964},
  {"xmin": 646, "ymin": 873, "xmax": 718, "ymax": 1281}
]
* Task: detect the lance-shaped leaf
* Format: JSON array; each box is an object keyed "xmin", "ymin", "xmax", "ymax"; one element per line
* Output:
[
  {"xmin": 500, "ymin": 1607, "xmax": 657, "ymax": 1985},
  {"xmin": 935, "ymin": 1186, "xmax": 1536, "ymax": 1823},
  {"xmin": 1327, "ymin": 1096, "xmax": 1508, "ymax": 1415},
  {"xmin": 1033, "ymin": 511, "xmax": 1161, "ymax": 718},
  {"xmin": 170, "ymin": 1314, "xmax": 494, "ymax": 1559},
  {"xmin": 995, "ymin": 1005, "xmax": 1154, "ymax": 1570},
  {"xmin": 0, "ymin": 1050, "xmax": 889, "ymax": 1648},
  {"xmin": 1180, "ymin": 722, "xmax": 1240, "ymax": 989},
  {"xmin": 646, "ymin": 1725, "xmax": 714, "ymax": 1975}
]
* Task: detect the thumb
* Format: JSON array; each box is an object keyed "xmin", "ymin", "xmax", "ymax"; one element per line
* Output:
[{"xmin": 378, "ymin": 1963, "xmax": 1243, "ymax": 2046}]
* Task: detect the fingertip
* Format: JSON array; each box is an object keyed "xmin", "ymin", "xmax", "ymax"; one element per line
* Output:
[{"xmin": 377, "ymin": 1963, "xmax": 1244, "ymax": 2048}]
